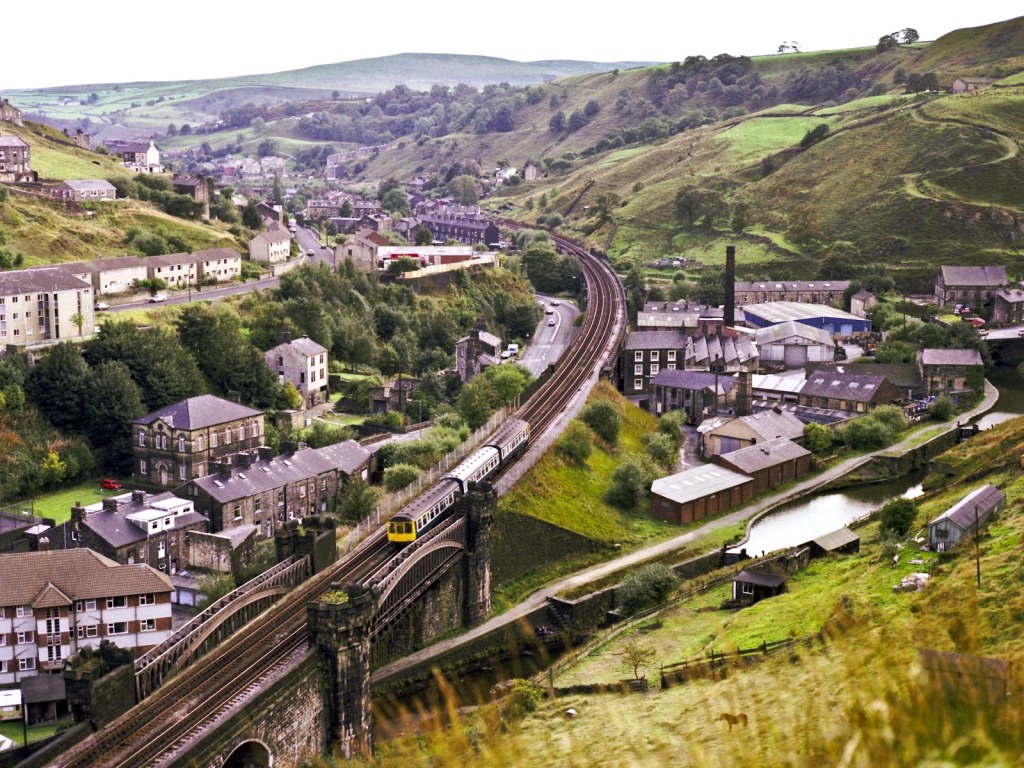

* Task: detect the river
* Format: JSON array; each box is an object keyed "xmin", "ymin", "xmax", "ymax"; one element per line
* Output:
[{"xmin": 730, "ymin": 365, "xmax": 1024, "ymax": 556}]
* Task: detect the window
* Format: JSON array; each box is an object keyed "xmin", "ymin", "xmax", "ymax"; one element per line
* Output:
[
  {"xmin": 634, "ymin": 364, "xmax": 643, "ymax": 375},
  {"xmin": 197, "ymin": 435, "xmax": 204, "ymax": 451},
  {"xmin": 254, "ymin": 497, "xmax": 262, "ymax": 513},
  {"xmin": 107, "ymin": 622, "xmax": 127, "ymax": 635},
  {"xmin": 106, "ymin": 596, "xmax": 126, "ymax": 609},
  {"xmin": 634, "ymin": 351, "xmax": 643, "ymax": 362},
  {"xmin": 299, "ymin": 485, "xmax": 306, "ymax": 498},
  {"xmin": 84, "ymin": 599, "xmax": 96, "ymax": 611},
  {"xmin": 47, "ymin": 644, "xmax": 62, "ymax": 664},
  {"xmin": 650, "ymin": 364, "xmax": 659, "ymax": 376},
  {"xmin": 211, "ymin": 432, "xmax": 218, "ymax": 448},
  {"xmin": 233, "ymin": 504, "xmax": 242, "ymax": 520},
  {"xmin": 0, "ymin": 660, "xmax": 5, "ymax": 673},
  {"xmin": 0, "ymin": 634, "xmax": 5, "ymax": 646},
  {"xmin": 71, "ymin": 529, "xmax": 79, "ymax": 542},
  {"xmin": 667, "ymin": 364, "xmax": 676, "ymax": 371},
  {"xmin": 17, "ymin": 631, "xmax": 33, "ymax": 644},
  {"xmin": 277, "ymin": 490, "xmax": 284, "ymax": 505},
  {"xmin": 650, "ymin": 351, "xmax": 660, "ymax": 362},
  {"xmin": 225, "ymin": 427, "xmax": 232, "ymax": 443},
  {"xmin": 139, "ymin": 593, "xmax": 155, "ymax": 606},
  {"xmin": 77, "ymin": 626, "xmax": 84, "ymax": 639},
  {"xmin": 179, "ymin": 465, "xmax": 186, "ymax": 481},
  {"xmin": 741, "ymin": 582, "xmax": 755, "ymax": 595},
  {"xmin": 158, "ymin": 541, "xmax": 166, "ymax": 559},
  {"xmin": 19, "ymin": 657, "xmax": 35, "ymax": 671},
  {"xmin": 321, "ymin": 477, "xmax": 327, "ymax": 492},
  {"xmin": 178, "ymin": 436, "xmax": 185, "ymax": 452},
  {"xmin": 140, "ymin": 460, "xmax": 147, "ymax": 475},
  {"xmin": 634, "ymin": 378, "xmax": 643, "ymax": 390},
  {"xmin": 86, "ymin": 625, "xmax": 98, "ymax": 638},
  {"xmin": 667, "ymin": 350, "xmax": 677, "ymax": 362},
  {"xmin": 16, "ymin": 606, "xmax": 31, "ymax": 618},
  {"xmin": 140, "ymin": 619, "xmax": 156, "ymax": 632}
]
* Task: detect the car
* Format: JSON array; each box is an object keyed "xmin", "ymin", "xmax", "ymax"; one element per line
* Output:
[
  {"xmin": 100, "ymin": 478, "xmax": 121, "ymax": 490},
  {"xmin": 95, "ymin": 302, "xmax": 110, "ymax": 311},
  {"xmin": 545, "ymin": 308, "xmax": 554, "ymax": 315},
  {"xmin": 548, "ymin": 318, "xmax": 556, "ymax": 326},
  {"xmin": 500, "ymin": 350, "xmax": 513, "ymax": 359},
  {"xmin": 966, "ymin": 317, "xmax": 985, "ymax": 327},
  {"xmin": 306, "ymin": 249, "xmax": 315, "ymax": 257},
  {"xmin": 1017, "ymin": 329, "xmax": 1024, "ymax": 337},
  {"xmin": 148, "ymin": 294, "xmax": 166, "ymax": 303},
  {"xmin": 550, "ymin": 300, "xmax": 560, "ymax": 306}
]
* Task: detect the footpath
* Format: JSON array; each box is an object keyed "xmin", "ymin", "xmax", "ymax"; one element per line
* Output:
[{"xmin": 373, "ymin": 381, "xmax": 998, "ymax": 684}]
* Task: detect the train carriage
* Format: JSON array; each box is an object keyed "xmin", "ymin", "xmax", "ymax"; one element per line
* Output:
[
  {"xmin": 486, "ymin": 418, "xmax": 530, "ymax": 462},
  {"xmin": 387, "ymin": 478, "xmax": 459, "ymax": 544},
  {"xmin": 444, "ymin": 446, "xmax": 500, "ymax": 494}
]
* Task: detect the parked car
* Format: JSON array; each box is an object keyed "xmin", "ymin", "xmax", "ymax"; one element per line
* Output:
[
  {"xmin": 100, "ymin": 478, "xmax": 121, "ymax": 490},
  {"xmin": 95, "ymin": 302, "xmax": 110, "ymax": 311},
  {"xmin": 149, "ymin": 294, "xmax": 166, "ymax": 303}
]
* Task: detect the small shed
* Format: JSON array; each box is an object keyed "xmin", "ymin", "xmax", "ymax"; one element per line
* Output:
[
  {"xmin": 731, "ymin": 569, "xmax": 786, "ymax": 604},
  {"xmin": 22, "ymin": 674, "xmax": 68, "ymax": 723},
  {"xmin": 808, "ymin": 527, "xmax": 861, "ymax": 558},
  {"xmin": 928, "ymin": 484, "xmax": 1005, "ymax": 551}
]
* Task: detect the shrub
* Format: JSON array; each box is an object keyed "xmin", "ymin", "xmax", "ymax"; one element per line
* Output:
[
  {"xmin": 804, "ymin": 422, "xmax": 835, "ymax": 455},
  {"xmin": 556, "ymin": 420, "xmax": 594, "ymax": 465},
  {"xmin": 502, "ymin": 679, "xmax": 544, "ymax": 720},
  {"xmin": 871, "ymin": 404, "xmax": 909, "ymax": 434},
  {"xmin": 617, "ymin": 563, "xmax": 680, "ymax": 616},
  {"xmin": 605, "ymin": 453, "xmax": 658, "ymax": 510},
  {"xmin": 840, "ymin": 416, "xmax": 894, "ymax": 450},
  {"xmin": 582, "ymin": 399, "xmax": 621, "ymax": 446},
  {"xmin": 384, "ymin": 463, "xmax": 422, "ymax": 492},
  {"xmin": 643, "ymin": 432, "xmax": 677, "ymax": 470},
  {"xmin": 929, "ymin": 395, "xmax": 955, "ymax": 422},
  {"xmin": 879, "ymin": 497, "xmax": 918, "ymax": 536}
]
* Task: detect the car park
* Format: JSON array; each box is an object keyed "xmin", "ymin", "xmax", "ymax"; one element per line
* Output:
[
  {"xmin": 100, "ymin": 478, "xmax": 121, "ymax": 490},
  {"xmin": 149, "ymin": 294, "xmax": 166, "ymax": 303}
]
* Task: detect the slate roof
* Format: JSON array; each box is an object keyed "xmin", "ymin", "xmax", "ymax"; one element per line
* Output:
[
  {"xmin": 0, "ymin": 550, "xmax": 171, "ymax": 607},
  {"xmin": 755, "ymin": 320, "xmax": 835, "ymax": 347},
  {"xmin": 145, "ymin": 252, "xmax": 195, "ymax": 268},
  {"xmin": 134, "ymin": 395, "xmax": 263, "ymax": 430},
  {"xmin": 996, "ymin": 287, "xmax": 1024, "ymax": 303},
  {"xmin": 80, "ymin": 491, "xmax": 206, "ymax": 548},
  {"xmin": 801, "ymin": 372, "xmax": 888, "ymax": 403},
  {"xmin": 307, "ymin": 440, "xmax": 371, "ymax": 475},
  {"xmin": 920, "ymin": 348, "xmax": 983, "ymax": 367},
  {"xmin": 939, "ymin": 265, "xmax": 1007, "ymax": 287},
  {"xmin": 650, "ymin": 369, "xmax": 736, "ymax": 393},
  {"xmin": 651, "ymin": 465, "xmax": 752, "ymax": 504},
  {"xmin": 839, "ymin": 363, "xmax": 923, "ymax": 390},
  {"xmin": 0, "ymin": 136, "xmax": 28, "ymax": 147},
  {"xmin": 0, "ymin": 267, "xmax": 91, "ymax": 294},
  {"xmin": 192, "ymin": 445, "xmax": 352, "ymax": 504},
  {"xmin": 733, "ymin": 569, "xmax": 785, "ymax": 588},
  {"xmin": 193, "ymin": 247, "xmax": 241, "ymax": 261},
  {"xmin": 699, "ymin": 408, "xmax": 805, "ymax": 442},
  {"xmin": 271, "ymin": 336, "xmax": 328, "ymax": 357},
  {"xmin": 930, "ymin": 484, "xmax": 1004, "ymax": 531},
  {"xmin": 86, "ymin": 255, "xmax": 146, "ymax": 272},
  {"xmin": 22, "ymin": 673, "xmax": 66, "ymax": 704},
  {"xmin": 716, "ymin": 437, "xmax": 810, "ymax": 474},
  {"xmin": 810, "ymin": 527, "xmax": 860, "ymax": 552},
  {"xmin": 735, "ymin": 280, "xmax": 849, "ymax": 293},
  {"xmin": 254, "ymin": 230, "xmax": 291, "ymax": 244},
  {"xmin": 61, "ymin": 179, "xmax": 116, "ymax": 191}
]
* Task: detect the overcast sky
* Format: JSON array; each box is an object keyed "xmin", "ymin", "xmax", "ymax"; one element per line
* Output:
[{"xmin": 3, "ymin": 2, "xmax": 1022, "ymax": 90}]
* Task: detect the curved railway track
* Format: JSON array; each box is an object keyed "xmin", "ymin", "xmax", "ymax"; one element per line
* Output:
[{"xmin": 47, "ymin": 232, "xmax": 625, "ymax": 767}]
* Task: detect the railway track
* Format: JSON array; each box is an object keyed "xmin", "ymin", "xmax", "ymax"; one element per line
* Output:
[{"xmin": 47, "ymin": 233, "xmax": 625, "ymax": 767}]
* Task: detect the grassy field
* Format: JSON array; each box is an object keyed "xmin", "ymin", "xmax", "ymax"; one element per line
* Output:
[
  {"xmin": 0, "ymin": 717, "xmax": 72, "ymax": 746},
  {"xmin": 31, "ymin": 480, "xmax": 121, "ymax": 524}
]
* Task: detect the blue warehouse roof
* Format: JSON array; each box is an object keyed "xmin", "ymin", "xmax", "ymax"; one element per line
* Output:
[{"xmin": 742, "ymin": 302, "xmax": 871, "ymax": 333}]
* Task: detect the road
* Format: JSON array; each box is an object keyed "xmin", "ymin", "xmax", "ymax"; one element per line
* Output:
[
  {"xmin": 516, "ymin": 295, "xmax": 578, "ymax": 377},
  {"xmin": 294, "ymin": 225, "xmax": 336, "ymax": 269}
]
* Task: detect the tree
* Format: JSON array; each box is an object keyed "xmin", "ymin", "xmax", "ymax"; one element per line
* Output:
[
  {"xmin": 879, "ymin": 497, "xmax": 918, "ymax": 536},
  {"xmin": 257, "ymin": 139, "xmax": 277, "ymax": 158},
  {"xmin": 381, "ymin": 188, "xmax": 410, "ymax": 217},
  {"xmin": 242, "ymin": 199, "xmax": 262, "ymax": 230},
  {"xmin": 617, "ymin": 563, "xmax": 680, "ymax": 616},
  {"xmin": 448, "ymin": 175, "xmax": 478, "ymax": 205},
  {"xmin": 548, "ymin": 111, "xmax": 566, "ymax": 132},
  {"xmin": 606, "ymin": 454, "xmax": 658, "ymax": 510},
  {"xmin": 621, "ymin": 639, "xmax": 656, "ymax": 680},
  {"xmin": 384, "ymin": 463, "xmax": 422, "ymax": 492},
  {"xmin": 251, "ymin": 116, "xmax": 266, "ymax": 136},
  {"xmin": 803, "ymin": 422, "xmax": 835, "ymax": 456},
  {"xmin": 928, "ymin": 395, "xmax": 955, "ymax": 422},
  {"xmin": 584, "ymin": 99, "xmax": 601, "ymax": 118},
  {"xmin": 414, "ymin": 227, "xmax": 434, "ymax": 246},
  {"xmin": 643, "ymin": 432, "xmax": 677, "ymax": 470},
  {"xmin": 26, "ymin": 342, "xmax": 90, "ymax": 432},
  {"xmin": 582, "ymin": 399, "xmax": 621, "ymax": 445},
  {"xmin": 800, "ymin": 124, "xmax": 830, "ymax": 149},
  {"xmin": 83, "ymin": 360, "xmax": 146, "ymax": 472},
  {"xmin": 876, "ymin": 34, "xmax": 897, "ymax": 53},
  {"xmin": 335, "ymin": 477, "xmax": 380, "ymax": 524},
  {"xmin": 556, "ymin": 420, "xmax": 594, "ymax": 465},
  {"xmin": 900, "ymin": 27, "xmax": 920, "ymax": 44}
]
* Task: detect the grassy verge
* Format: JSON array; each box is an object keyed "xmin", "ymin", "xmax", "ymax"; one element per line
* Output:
[{"xmin": 0, "ymin": 717, "xmax": 72, "ymax": 745}]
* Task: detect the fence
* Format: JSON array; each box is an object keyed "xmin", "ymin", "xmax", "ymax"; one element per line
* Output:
[
  {"xmin": 341, "ymin": 403, "xmax": 517, "ymax": 552},
  {"xmin": 659, "ymin": 638, "xmax": 798, "ymax": 687}
]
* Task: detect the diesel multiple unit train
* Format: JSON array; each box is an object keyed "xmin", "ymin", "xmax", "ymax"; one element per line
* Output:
[{"xmin": 386, "ymin": 418, "xmax": 530, "ymax": 544}]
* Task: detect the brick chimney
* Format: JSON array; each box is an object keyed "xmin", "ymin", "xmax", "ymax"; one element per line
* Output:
[
  {"xmin": 217, "ymin": 460, "xmax": 233, "ymax": 479},
  {"xmin": 131, "ymin": 489, "xmax": 146, "ymax": 504},
  {"xmin": 102, "ymin": 498, "xmax": 119, "ymax": 514},
  {"xmin": 37, "ymin": 536, "xmax": 50, "ymax": 552},
  {"xmin": 236, "ymin": 451, "xmax": 253, "ymax": 469},
  {"xmin": 735, "ymin": 370, "xmax": 753, "ymax": 416},
  {"xmin": 258, "ymin": 446, "xmax": 274, "ymax": 462},
  {"xmin": 71, "ymin": 503, "xmax": 87, "ymax": 524}
]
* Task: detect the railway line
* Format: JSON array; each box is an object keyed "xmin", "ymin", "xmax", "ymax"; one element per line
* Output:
[{"xmin": 46, "ymin": 234, "xmax": 625, "ymax": 767}]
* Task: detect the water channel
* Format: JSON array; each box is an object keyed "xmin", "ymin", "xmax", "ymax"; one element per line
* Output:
[{"xmin": 730, "ymin": 365, "xmax": 1024, "ymax": 556}]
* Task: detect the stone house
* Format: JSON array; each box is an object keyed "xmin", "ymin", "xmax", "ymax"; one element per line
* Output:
[
  {"xmin": 0, "ymin": 98, "xmax": 23, "ymax": 126},
  {"xmin": 133, "ymin": 395, "xmax": 266, "ymax": 488},
  {"xmin": 47, "ymin": 490, "xmax": 207, "ymax": 577},
  {"xmin": 637, "ymin": 301, "xmax": 729, "ymax": 336},
  {"xmin": 85, "ymin": 256, "xmax": 147, "ymax": 296},
  {"xmin": 61, "ymin": 128, "xmax": 90, "ymax": 149},
  {"xmin": 368, "ymin": 376, "xmax": 421, "ymax": 416},
  {"xmin": 798, "ymin": 371, "xmax": 902, "ymax": 413},
  {"xmin": 648, "ymin": 369, "xmax": 736, "ymax": 421},
  {"xmin": 928, "ymin": 484, "xmax": 1004, "ymax": 551},
  {"xmin": 145, "ymin": 252, "xmax": 198, "ymax": 288},
  {"xmin": 249, "ymin": 230, "xmax": 292, "ymax": 264},
  {"xmin": 456, "ymin": 325, "xmax": 501, "ymax": 383},
  {"xmin": 264, "ymin": 336, "xmax": 330, "ymax": 408},
  {"xmin": 55, "ymin": 180, "xmax": 117, "ymax": 202},
  {"xmin": 0, "ymin": 135, "xmax": 32, "ymax": 183},
  {"xmin": 918, "ymin": 348, "xmax": 984, "ymax": 397},
  {"xmin": 522, "ymin": 161, "xmax": 540, "ymax": 181},
  {"xmin": 992, "ymin": 286, "xmax": 1024, "ymax": 325},
  {"xmin": 734, "ymin": 280, "xmax": 849, "ymax": 307},
  {"xmin": 0, "ymin": 267, "xmax": 95, "ymax": 346},
  {"xmin": 850, "ymin": 290, "xmax": 877, "ymax": 319},
  {"xmin": 698, "ymin": 407, "xmax": 806, "ymax": 457},
  {"xmin": 417, "ymin": 212, "xmax": 500, "ymax": 247},
  {"xmin": 171, "ymin": 175, "xmax": 210, "ymax": 218},
  {"xmin": 335, "ymin": 230, "xmax": 389, "ymax": 272},
  {"xmin": 934, "ymin": 265, "xmax": 1007, "ymax": 309},
  {"xmin": 951, "ymin": 77, "xmax": 994, "ymax": 94},
  {"xmin": 190, "ymin": 441, "xmax": 371, "ymax": 538},
  {"xmin": 112, "ymin": 139, "xmax": 162, "ymax": 173},
  {"xmin": 305, "ymin": 200, "xmax": 342, "ymax": 220},
  {"xmin": 0, "ymin": 549, "xmax": 172, "ymax": 685},
  {"xmin": 193, "ymin": 248, "xmax": 242, "ymax": 282}
]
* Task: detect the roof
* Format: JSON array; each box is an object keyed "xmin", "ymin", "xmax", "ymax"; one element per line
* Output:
[
  {"xmin": 743, "ymin": 302, "xmax": 864, "ymax": 325},
  {"xmin": 0, "ymin": 267, "xmax": 92, "ymax": 295},
  {"xmin": 735, "ymin": 280, "xmax": 849, "ymax": 294},
  {"xmin": 134, "ymin": 395, "xmax": 263, "ymax": 430},
  {"xmin": 801, "ymin": 371, "xmax": 890, "ymax": 403},
  {"xmin": 308, "ymin": 440, "xmax": 371, "ymax": 475},
  {"xmin": 752, "ymin": 373, "xmax": 806, "ymax": 396},
  {"xmin": 623, "ymin": 330, "xmax": 690, "ymax": 350},
  {"xmin": 193, "ymin": 247, "xmax": 241, "ymax": 261},
  {"xmin": 852, "ymin": 290, "xmax": 874, "ymax": 301},
  {"xmin": 755, "ymin": 320, "xmax": 835, "ymax": 347},
  {"xmin": 145, "ymin": 252, "xmax": 195, "ymax": 268},
  {"xmin": 810, "ymin": 527, "xmax": 860, "ymax": 551},
  {"xmin": 192, "ymin": 446, "xmax": 349, "ymax": 504},
  {"xmin": 80, "ymin": 491, "xmax": 206, "ymax": 548},
  {"xmin": 86, "ymin": 255, "xmax": 146, "ymax": 273},
  {"xmin": 837, "ymin": 363, "xmax": 924, "ymax": 390},
  {"xmin": 268, "ymin": 336, "xmax": 328, "ymax": 358},
  {"xmin": 0, "ymin": 550, "xmax": 172, "ymax": 607},
  {"xmin": 60, "ymin": 179, "xmax": 117, "ymax": 191},
  {"xmin": 700, "ymin": 408, "xmax": 805, "ymax": 442},
  {"xmin": 996, "ymin": 287, "xmax": 1024, "ymax": 303},
  {"xmin": 650, "ymin": 369, "xmax": 736, "ymax": 393},
  {"xmin": 733, "ymin": 569, "xmax": 786, "ymax": 588},
  {"xmin": 254, "ymin": 230, "xmax": 292, "ymax": 244},
  {"xmin": 21, "ymin": 673, "xmax": 66, "ymax": 704},
  {"xmin": 651, "ymin": 465, "xmax": 752, "ymax": 505},
  {"xmin": 920, "ymin": 348, "xmax": 983, "ymax": 367},
  {"xmin": 939, "ymin": 265, "xmax": 1007, "ymax": 287},
  {"xmin": 210, "ymin": 524, "xmax": 257, "ymax": 548},
  {"xmin": 0, "ymin": 136, "xmax": 28, "ymax": 147},
  {"xmin": 930, "ymin": 484, "xmax": 1005, "ymax": 530},
  {"xmin": 717, "ymin": 437, "xmax": 810, "ymax": 474}
]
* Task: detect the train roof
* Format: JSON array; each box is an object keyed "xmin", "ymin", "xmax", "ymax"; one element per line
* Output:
[
  {"xmin": 391, "ymin": 478, "xmax": 458, "ymax": 522},
  {"xmin": 446, "ymin": 445, "xmax": 498, "ymax": 483},
  {"xmin": 486, "ymin": 418, "xmax": 529, "ymax": 449}
]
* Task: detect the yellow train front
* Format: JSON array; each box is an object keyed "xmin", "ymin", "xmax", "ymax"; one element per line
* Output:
[{"xmin": 387, "ymin": 479, "xmax": 458, "ymax": 544}]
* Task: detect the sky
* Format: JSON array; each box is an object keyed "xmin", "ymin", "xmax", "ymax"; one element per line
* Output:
[{"xmin": 3, "ymin": 2, "xmax": 1023, "ymax": 91}]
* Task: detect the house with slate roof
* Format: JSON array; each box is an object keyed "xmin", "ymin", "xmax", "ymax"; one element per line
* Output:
[
  {"xmin": 731, "ymin": 569, "xmax": 786, "ymax": 604},
  {"xmin": 0, "ymin": 549, "xmax": 172, "ymax": 685},
  {"xmin": 85, "ymin": 255, "xmax": 147, "ymax": 296},
  {"xmin": 0, "ymin": 135, "xmax": 32, "ymax": 182},
  {"xmin": 193, "ymin": 247, "xmax": 241, "ymax": 282},
  {"xmin": 648, "ymin": 369, "xmax": 736, "ymax": 421},
  {"xmin": 145, "ymin": 252, "xmax": 197, "ymax": 288},
  {"xmin": 928, "ymin": 484, "xmax": 1004, "ymax": 551},
  {"xmin": 456, "ymin": 324, "xmax": 501, "ymax": 383},
  {"xmin": 734, "ymin": 280, "xmax": 849, "ymax": 307},
  {"xmin": 55, "ymin": 179, "xmax": 117, "ymax": 202},
  {"xmin": 698, "ymin": 407, "xmax": 805, "ymax": 457},
  {"xmin": 918, "ymin": 348, "xmax": 984, "ymax": 397},
  {"xmin": 133, "ymin": 395, "xmax": 265, "ymax": 488},
  {"xmin": 46, "ymin": 490, "xmax": 207, "ymax": 577},
  {"xmin": 935, "ymin": 266, "xmax": 1008, "ymax": 309},
  {"xmin": 249, "ymin": 229, "xmax": 292, "ymax": 264},
  {"xmin": 798, "ymin": 370, "xmax": 901, "ymax": 413},
  {"xmin": 993, "ymin": 285, "xmax": 1024, "ymax": 325},
  {"xmin": 264, "ymin": 335, "xmax": 329, "ymax": 408},
  {"xmin": 0, "ymin": 267, "xmax": 95, "ymax": 346},
  {"xmin": 190, "ymin": 441, "xmax": 371, "ymax": 538}
]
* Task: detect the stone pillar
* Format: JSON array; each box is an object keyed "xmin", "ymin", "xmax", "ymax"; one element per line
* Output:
[
  {"xmin": 462, "ymin": 483, "xmax": 496, "ymax": 626},
  {"xmin": 308, "ymin": 583, "xmax": 377, "ymax": 759}
]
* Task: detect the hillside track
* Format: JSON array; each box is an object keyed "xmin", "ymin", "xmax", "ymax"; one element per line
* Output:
[{"xmin": 48, "ymin": 236, "xmax": 625, "ymax": 767}]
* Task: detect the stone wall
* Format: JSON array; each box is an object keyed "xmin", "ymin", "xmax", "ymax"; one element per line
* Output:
[{"xmin": 492, "ymin": 510, "xmax": 601, "ymax": 583}]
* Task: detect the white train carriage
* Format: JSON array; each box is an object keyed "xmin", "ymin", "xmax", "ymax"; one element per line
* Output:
[
  {"xmin": 387, "ymin": 478, "xmax": 459, "ymax": 544},
  {"xmin": 443, "ymin": 445, "xmax": 501, "ymax": 494},
  {"xmin": 486, "ymin": 418, "xmax": 530, "ymax": 462}
]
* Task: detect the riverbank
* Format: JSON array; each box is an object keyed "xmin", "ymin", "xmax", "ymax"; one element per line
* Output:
[{"xmin": 372, "ymin": 380, "xmax": 1000, "ymax": 688}]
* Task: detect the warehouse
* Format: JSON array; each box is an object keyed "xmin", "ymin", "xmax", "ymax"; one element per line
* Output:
[{"xmin": 742, "ymin": 302, "xmax": 870, "ymax": 337}]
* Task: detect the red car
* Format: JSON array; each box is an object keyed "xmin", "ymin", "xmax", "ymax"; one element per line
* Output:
[{"xmin": 100, "ymin": 478, "xmax": 122, "ymax": 490}]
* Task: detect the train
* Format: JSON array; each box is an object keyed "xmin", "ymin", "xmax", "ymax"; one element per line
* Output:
[{"xmin": 386, "ymin": 418, "xmax": 530, "ymax": 544}]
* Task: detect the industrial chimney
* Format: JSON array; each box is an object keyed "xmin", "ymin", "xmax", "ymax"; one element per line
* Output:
[{"xmin": 724, "ymin": 245, "xmax": 736, "ymax": 329}]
